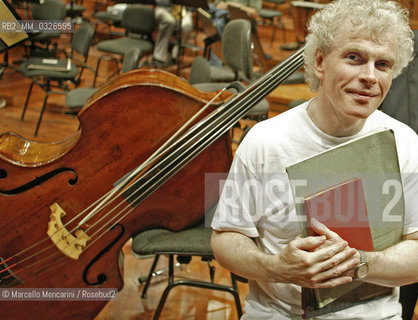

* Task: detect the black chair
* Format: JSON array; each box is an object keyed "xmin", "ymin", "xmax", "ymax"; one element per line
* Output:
[
  {"xmin": 93, "ymin": 1, "xmax": 126, "ymax": 41},
  {"xmin": 94, "ymin": 7, "xmax": 124, "ymax": 38},
  {"xmin": 18, "ymin": 23, "xmax": 95, "ymax": 136},
  {"xmin": 65, "ymin": 47, "xmax": 143, "ymax": 113},
  {"xmin": 131, "ymin": 222, "xmax": 244, "ymax": 320},
  {"xmin": 94, "ymin": 4, "xmax": 155, "ymax": 80},
  {"xmin": 27, "ymin": 0, "xmax": 67, "ymax": 56},
  {"xmin": 196, "ymin": 8, "xmax": 236, "ymax": 83}
]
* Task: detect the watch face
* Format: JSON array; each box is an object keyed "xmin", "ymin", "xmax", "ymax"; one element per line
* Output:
[{"xmin": 357, "ymin": 263, "xmax": 368, "ymax": 279}]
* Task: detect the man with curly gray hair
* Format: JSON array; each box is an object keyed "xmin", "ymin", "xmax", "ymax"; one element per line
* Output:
[
  {"xmin": 211, "ymin": 0, "xmax": 417, "ymax": 319},
  {"xmin": 303, "ymin": 0, "xmax": 414, "ymax": 92}
]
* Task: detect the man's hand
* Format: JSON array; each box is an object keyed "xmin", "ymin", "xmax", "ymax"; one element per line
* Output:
[
  {"xmin": 211, "ymin": 224, "xmax": 360, "ymax": 288},
  {"xmin": 275, "ymin": 219, "xmax": 359, "ymax": 288}
]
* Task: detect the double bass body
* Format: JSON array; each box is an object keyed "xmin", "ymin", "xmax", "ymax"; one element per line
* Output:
[{"xmin": 0, "ymin": 69, "xmax": 233, "ymax": 319}]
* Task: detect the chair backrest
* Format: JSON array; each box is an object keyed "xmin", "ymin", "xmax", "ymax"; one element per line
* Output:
[
  {"xmin": 31, "ymin": 0, "xmax": 66, "ymax": 20},
  {"xmin": 222, "ymin": 19, "xmax": 253, "ymax": 80},
  {"xmin": 380, "ymin": 29, "xmax": 418, "ymax": 133},
  {"xmin": 189, "ymin": 56, "xmax": 211, "ymax": 84},
  {"xmin": 71, "ymin": 24, "xmax": 95, "ymax": 83},
  {"xmin": 122, "ymin": 5, "xmax": 156, "ymax": 36},
  {"xmin": 121, "ymin": 47, "xmax": 143, "ymax": 73},
  {"xmin": 71, "ymin": 23, "xmax": 95, "ymax": 58}
]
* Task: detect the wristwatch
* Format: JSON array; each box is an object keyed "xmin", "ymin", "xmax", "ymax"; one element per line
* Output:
[{"xmin": 354, "ymin": 250, "xmax": 369, "ymax": 280}]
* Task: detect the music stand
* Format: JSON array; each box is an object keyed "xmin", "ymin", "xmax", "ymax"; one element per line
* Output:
[
  {"xmin": 0, "ymin": 0, "xmax": 37, "ymax": 69},
  {"xmin": 0, "ymin": 0, "xmax": 38, "ymax": 54},
  {"xmin": 0, "ymin": 0, "xmax": 36, "ymax": 108}
]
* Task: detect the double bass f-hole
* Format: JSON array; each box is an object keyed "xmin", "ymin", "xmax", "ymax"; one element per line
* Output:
[
  {"xmin": 83, "ymin": 224, "xmax": 125, "ymax": 286},
  {"xmin": 0, "ymin": 167, "xmax": 78, "ymax": 195}
]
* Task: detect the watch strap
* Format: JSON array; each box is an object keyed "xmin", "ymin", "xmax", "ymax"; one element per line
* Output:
[{"xmin": 358, "ymin": 249, "xmax": 368, "ymax": 263}]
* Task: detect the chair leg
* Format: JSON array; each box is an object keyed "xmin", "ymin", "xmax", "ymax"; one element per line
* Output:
[
  {"xmin": 152, "ymin": 254, "xmax": 175, "ymax": 320},
  {"xmin": 20, "ymin": 81, "xmax": 35, "ymax": 121},
  {"xmin": 150, "ymin": 255, "xmax": 244, "ymax": 320},
  {"xmin": 94, "ymin": 55, "xmax": 120, "ymax": 87},
  {"xmin": 140, "ymin": 254, "xmax": 160, "ymax": 298},
  {"xmin": 269, "ymin": 13, "xmax": 285, "ymax": 48},
  {"xmin": 231, "ymin": 273, "xmax": 243, "ymax": 318},
  {"xmin": 270, "ymin": 23, "xmax": 277, "ymax": 48},
  {"xmin": 93, "ymin": 57, "xmax": 102, "ymax": 88},
  {"xmin": 34, "ymin": 90, "xmax": 50, "ymax": 137}
]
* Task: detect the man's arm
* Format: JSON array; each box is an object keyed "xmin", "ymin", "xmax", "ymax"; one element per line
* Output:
[
  {"xmin": 362, "ymin": 231, "xmax": 418, "ymax": 287},
  {"xmin": 211, "ymin": 222, "xmax": 359, "ymax": 288}
]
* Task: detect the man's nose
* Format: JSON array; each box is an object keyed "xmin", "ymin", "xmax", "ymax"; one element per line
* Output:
[{"xmin": 359, "ymin": 62, "xmax": 378, "ymax": 85}]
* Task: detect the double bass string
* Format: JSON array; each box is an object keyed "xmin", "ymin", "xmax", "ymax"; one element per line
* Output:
[
  {"xmin": 222, "ymin": 47, "xmax": 305, "ymax": 125},
  {"xmin": 1, "ymin": 48, "xmax": 305, "ymax": 283}
]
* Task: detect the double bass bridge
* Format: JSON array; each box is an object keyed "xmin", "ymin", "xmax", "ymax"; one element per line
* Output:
[{"xmin": 47, "ymin": 203, "xmax": 90, "ymax": 260}]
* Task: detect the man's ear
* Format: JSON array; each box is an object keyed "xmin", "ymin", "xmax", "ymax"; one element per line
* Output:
[{"xmin": 314, "ymin": 49, "xmax": 325, "ymax": 80}]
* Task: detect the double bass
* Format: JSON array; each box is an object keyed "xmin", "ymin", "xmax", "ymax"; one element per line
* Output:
[{"xmin": 0, "ymin": 49, "xmax": 304, "ymax": 319}]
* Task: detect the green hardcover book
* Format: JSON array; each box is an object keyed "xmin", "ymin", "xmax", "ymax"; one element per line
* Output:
[{"xmin": 286, "ymin": 128, "xmax": 404, "ymax": 319}]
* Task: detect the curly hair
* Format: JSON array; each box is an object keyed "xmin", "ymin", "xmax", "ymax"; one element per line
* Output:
[{"xmin": 303, "ymin": 0, "xmax": 414, "ymax": 92}]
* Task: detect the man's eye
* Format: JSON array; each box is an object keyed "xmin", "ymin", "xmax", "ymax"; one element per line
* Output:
[
  {"xmin": 346, "ymin": 52, "xmax": 360, "ymax": 61},
  {"xmin": 376, "ymin": 61, "xmax": 390, "ymax": 69}
]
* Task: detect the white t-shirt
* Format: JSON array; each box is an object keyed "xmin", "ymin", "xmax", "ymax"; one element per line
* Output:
[{"xmin": 211, "ymin": 101, "xmax": 418, "ymax": 319}]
